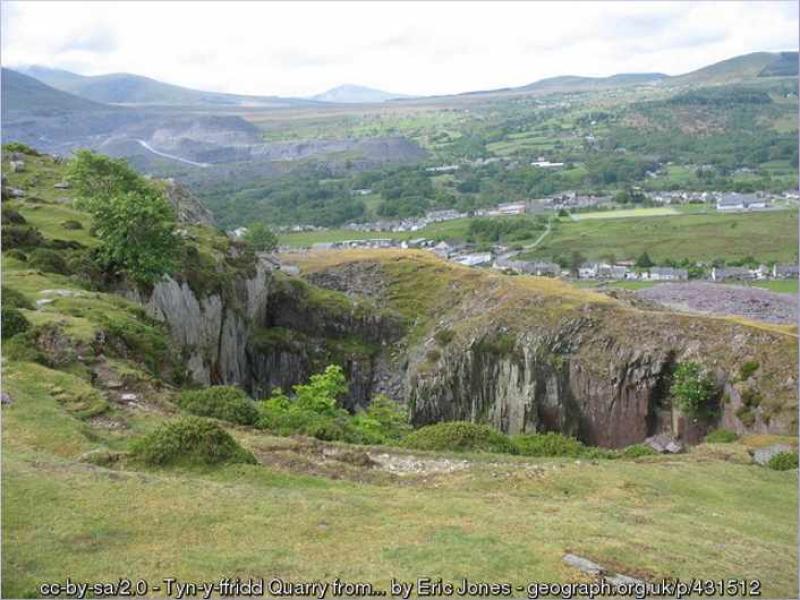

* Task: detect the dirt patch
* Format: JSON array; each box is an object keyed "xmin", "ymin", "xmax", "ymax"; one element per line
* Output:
[{"xmin": 637, "ymin": 282, "xmax": 797, "ymax": 325}]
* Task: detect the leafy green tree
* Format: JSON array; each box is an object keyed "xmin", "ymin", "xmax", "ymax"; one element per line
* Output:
[
  {"xmin": 293, "ymin": 365, "xmax": 348, "ymax": 415},
  {"xmin": 244, "ymin": 222, "xmax": 279, "ymax": 252},
  {"xmin": 67, "ymin": 150, "xmax": 150, "ymax": 203},
  {"xmin": 671, "ymin": 362, "xmax": 716, "ymax": 417},
  {"xmin": 635, "ymin": 251, "xmax": 654, "ymax": 268},
  {"xmin": 67, "ymin": 151, "xmax": 178, "ymax": 284}
]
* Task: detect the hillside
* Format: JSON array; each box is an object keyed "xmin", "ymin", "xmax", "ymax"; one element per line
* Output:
[
  {"xmin": 1, "ymin": 147, "xmax": 797, "ymax": 597},
  {"xmin": 667, "ymin": 51, "xmax": 798, "ymax": 87},
  {"xmin": 18, "ymin": 65, "xmax": 319, "ymax": 108},
  {"xmin": 1, "ymin": 68, "xmax": 114, "ymax": 114}
]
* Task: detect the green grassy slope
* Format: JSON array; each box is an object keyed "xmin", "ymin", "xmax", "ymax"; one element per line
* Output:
[{"xmin": 522, "ymin": 210, "xmax": 798, "ymax": 263}]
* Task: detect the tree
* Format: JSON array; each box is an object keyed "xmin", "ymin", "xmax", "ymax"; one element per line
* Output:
[
  {"xmin": 67, "ymin": 151, "xmax": 178, "ymax": 284},
  {"xmin": 86, "ymin": 189, "xmax": 178, "ymax": 283},
  {"xmin": 671, "ymin": 362, "xmax": 716, "ymax": 417},
  {"xmin": 244, "ymin": 222, "xmax": 278, "ymax": 252},
  {"xmin": 635, "ymin": 251, "xmax": 654, "ymax": 268},
  {"xmin": 67, "ymin": 150, "xmax": 150, "ymax": 203},
  {"xmin": 569, "ymin": 251, "xmax": 587, "ymax": 275}
]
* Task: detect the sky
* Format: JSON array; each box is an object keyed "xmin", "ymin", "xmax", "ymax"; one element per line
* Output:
[{"xmin": 1, "ymin": 1, "xmax": 797, "ymax": 98}]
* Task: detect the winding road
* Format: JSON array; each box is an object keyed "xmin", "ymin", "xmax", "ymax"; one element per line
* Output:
[{"xmin": 134, "ymin": 139, "xmax": 210, "ymax": 168}]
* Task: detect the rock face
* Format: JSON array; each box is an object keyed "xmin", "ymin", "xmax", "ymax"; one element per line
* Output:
[
  {"xmin": 409, "ymin": 326, "xmax": 678, "ymax": 447},
  {"xmin": 161, "ymin": 179, "xmax": 215, "ymax": 226},
  {"xmin": 131, "ymin": 259, "xmax": 402, "ymax": 409}
]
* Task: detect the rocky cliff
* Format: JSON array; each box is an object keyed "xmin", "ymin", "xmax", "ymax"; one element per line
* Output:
[
  {"xmin": 129, "ymin": 253, "xmax": 403, "ymax": 410},
  {"xmin": 292, "ymin": 250, "xmax": 798, "ymax": 447}
]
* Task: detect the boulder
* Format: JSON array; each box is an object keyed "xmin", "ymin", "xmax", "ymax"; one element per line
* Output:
[
  {"xmin": 752, "ymin": 444, "xmax": 794, "ymax": 465},
  {"xmin": 645, "ymin": 433, "xmax": 684, "ymax": 454}
]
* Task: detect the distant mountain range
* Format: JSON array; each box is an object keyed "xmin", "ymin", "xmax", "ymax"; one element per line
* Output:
[
  {"xmin": 17, "ymin": 65, "xmax": 320, "ymax": 108},
  {"xmin": 13, "ymin": 51, "xmax": 798, "ymax": 110},
  {"xmin": 310, "ymin": 84, "xmax": 409, "ymax": 104}
]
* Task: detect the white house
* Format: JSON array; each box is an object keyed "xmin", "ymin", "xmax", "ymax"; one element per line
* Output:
[{"xmin": 453, "ymin": 253, "xmax": 493, "ymax": 267}]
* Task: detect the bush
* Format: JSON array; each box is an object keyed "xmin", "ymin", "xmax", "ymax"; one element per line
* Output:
[
  {"xmin": 671, "ymin": 362, "xmax": 716, "ymax": 417},
  {"xmin": 351, "ymin": 394, "xmax": 411, "ymax": 444},
  {"xmin": 28, "ymin": 248, "xmax": 70, "ymax": 275},
  {"xmin": 131, "ymin": 417, "xmax": 256, "ymax": 466},
  {"xmin": 738, "ymin": 360, "xmax": 760, "ymax": 380},
  {"xmin": 1, "ymin": 209, "xmax": 26, "ymax": 225},
  {"xmin": 402, "ymin": 421, "xmax": 518, "ymax": 454},
  {"xmin": 433, "ymin": 328, "xmax": 455, "ymax": 346},
  {"xmin": 2, "ymin": 142, "xmax": 40, "ymax": 156},
  {"xmin": 257, "ymin": 365, "xmax": 358, "ymax": 442},
  {"xmin": 177, "ymin": 386, "xmax": 260, "ymax": 426},
  {"xmin": 1, "ymin": 225, "xmax": 44, "ymax": 249},
  {"xmin": 1, "ymin": 307, "xmax": 31, "ymax": 339},
  {"xmin": 4, "ymin": 249, "xmax": 28, "ymax": 262},
  {"xmin": 704, "ymin": 428, "xmax": 739, "ymax": 443},
  {"xmin": 767, "ymin": 451, "xmax": 798, "ymax": 471},
  {"xmin": 622, "ymin": 444, "xmax": 657, "ymax": 458},
  {"xmin": 2, "ymin": 286, "xmax": 33, "ymax": 310}
]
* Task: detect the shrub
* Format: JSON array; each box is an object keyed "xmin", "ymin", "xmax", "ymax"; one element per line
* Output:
[
  {"xmin": 2, "ymin": 286, "xmax": 33, "ymax": 310},
  {"xmin": 2, "ymin": 142, "xmax": 40, "ymax": 156},
  {"xmin": 426, "ymin": 348, "xmax": 442, "ymax": 362},
  {"xmin": 671, "ymin": 362, "xmax": 716, "ymax": 417},
  {"xmin": 704, "ymin": 428, "xmax": 738, "ymax": 443},
  {"xmin": 402, "ymin": 421, "xmax": 518, "ymax": 454},
  {"xmin": 351, "ymin": 394, "xmax": 412, "ymax": 444},
  {"xmin": 1, "ymin": 307, "xmax": 31, "ymax": 339},
  {"xmin": 61, "ymin": 220, "xmax": 84, "ymax": 230},
  {"xmin": 767, "ymin": 451, "xmax": 798, "ymax": 471},
  {"xmin": 131, "ymin": 416, "xmax": 256, "ymax": 466},
  {"xmin": 257, "ymin": 365, "xmax": 357, "ymax": 442},
  {"xmin": 1, "ymin": 209, "xmax": 26, "ymax": 225},
  {"xmin": 513, "ymin": 432, "xmax": 588, "ymax": 457},
  {"xmin": 1, "ymin": 225, "xmax": 44, "ymax": 249},
  {"xmin": 433, "ymin": 328, "xmax": 455, "ymax": 346},
  {"xmin": 177, "ymin": 386, "xmax": 260, "ymax": 426},
  {"xmin": 28, "ymin": 248, "xmax": 70, "ymax": 275},
  {"xmin": 622, "ymin": 444, "xmax": 657, "ymax": 458},
  {"xmin": 4, "ymin": 249, "xmax": 27, "ymax": 262},
  {"xmin": 738, "ymin": 360, "xmax": 760, "ymax": 380}
]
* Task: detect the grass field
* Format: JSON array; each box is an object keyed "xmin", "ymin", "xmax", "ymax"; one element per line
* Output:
[
  {"xmin": 524, "ymin": 209, "xmax": 798, "ymax": 263},
  {"xmin": 570, "ymin": 207, "xmax": 679, "ymax": 221},
  {"xmin": 749, "ymin": 279, "xmax": 799, "ymax": 294},
  {"xmin": 2, "ymin": 357, "xmax": 798, "ymax": 598},
  {"xmin": 279, "ymin": 219, "xmax": 473, "ymax": 248}
]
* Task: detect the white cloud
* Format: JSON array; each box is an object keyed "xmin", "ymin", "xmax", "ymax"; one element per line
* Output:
[{"xmin": 1, "ymin": 1, "xmax": 797, "ymax": 97}]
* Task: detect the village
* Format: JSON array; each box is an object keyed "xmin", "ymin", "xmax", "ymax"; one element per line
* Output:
[
  {"xmin": 287, "ymin": 235, "xmax": 798, "ymax": 285},
  {"xmin": 272, "ymin": 188, "xmax": 795, "ymax": 237}
]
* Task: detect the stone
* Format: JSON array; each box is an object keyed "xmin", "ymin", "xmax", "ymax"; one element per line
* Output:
[
  {"xmin": 8, "ymin": 188, "xmax": 25, "ymax": 198},
  {"xmin": 54, "ymin": 181, "xmax": 70, "ymax": 189},
  {"xmin": 562, "ymin": 553, "xmax": 604, "ymax": 575},
  {"xmin": 120, "ymin": 393, "xmax": 139, "ymax": 402},
  {"xmin": 9, "ymin": 160, "xmax": 24, "ymax": 172},
  {"xmin": 752, "ymin": 444, "xmax": 794, "ymax": 465},
  {"xmin": 1, "ymin": 392, "xmax": 13, "ymax": 406},
  {"xmin": 645, "ymin": 434, "xmax": 684, "ymax": 454}
]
